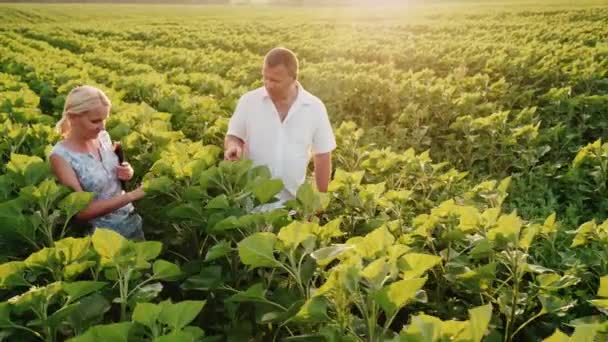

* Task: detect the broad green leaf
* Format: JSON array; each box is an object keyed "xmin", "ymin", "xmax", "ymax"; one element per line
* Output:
[
  {"xmin": 133, "ymin": 302, "xmax": 162, "ymax": 330},
  {"xmin": 569, "ymin": 324, "xmax": 599, "ymax": 342},
  {"xmin": 468, "ymin": 303, "xmax": 492, "ymax": 342},
  {"xmin": 143, "ymin": 176, "xmax": 173, "ymax": 194},
  {"xmin": 25, "ymin": 161, "xmax": 51, "ymax": 186},
  {"xmin": 0, "ymin": 302, "xmax": 12, "ymax": 326},
  {"xmin": 134, "ymin": 241, "xmax": 163, "ymax": 261},
  {"xmin": 67, "ymin": 322, "xmax": 133, "ymax": 342},
  {"xmin": 59, "ymin": 192, "xmax": 95, "ymax": 219},
  {"xmin": 487, "ymin": 212, "xmax": 522, "ymax": 243},
  {"xmin": 92, "ymin": 229, "xmax": 127, "ymax": 262},
  {"xmin": 168, "ymin": 204, "xmax": 203, "ymax": 220},
  {"xmin": 210, "ymin": 216, "xmax": 239, "ymax": 232},
  {"xmin": 313, "ymin": 218, "xmax": 344, "ymax": 242},
  {"xmin": 65, "ymin": 293, "xmax": 110, "ymax": 335},
  {"xmin": 373, "ymin": 277, "xmax": 426, "ymax": 316},
  {"xmin": 294, "ymin": 297, "xmax": 328, "ymax": 322},
  {"xmin": 55, "ymin": 237, "xmax": 92, "ymax": 263},
  {"xmin": 456, "ymin": 205, "xmax": 481, "ymax": 232},
  {"xmin": 355, "ymin": 226, "xmax": 394, "ymax": 259},
  {"xmin": 361, "ymin": 258, "xmax": 390, "ymax": 289},
  {"xmin": 181, "ymin": 266, "xmax": 223, "ymax": 291},
  {"xmin": 519, "ymin": 224, "xmax": 539, "ymax": 250},
  {"xmin": 204, "ymin": 240, "xmax": 232, "ymax": 262},
  {"xmin": 539, "ymin": 295, "xmax": 575, "ymax": 314},
  {"xmin": 542, "ymin": 329, "xmax": 569, "ymax": 342},
  {"xmin": 153, "ymin": 260, "xmax": 182, "ymax": 280},
  {"xmin": 227, "ymin": 283, "xmax": 267, "ymax": 303},
  {"xmin": 398, "ymin": 253, "xmax": 442, "ymax": 279},
  {"xmin": 237, "ymin": 232, "xmax": 278, "ymax": 269},
  {"xmin": 64, "ymin": 262, "xmax": 96, "ymax": 280},
  {"xmin": 297, "ymin": 182, "xmax": 320, "ymax": 210},
  {"xmin": 253, "ymin": 179, "xmax": 284, "ymax": 204},
  {"xmin": 310, "ymin": 244, "xmax": 353, "ymax": 267},
  {"xmin": 278, "ymin": 221, "xmax": 316, "ymax": 251},
  {"xmin": 541, "ymin": 213, "xmax": 558, "ymax": 235},
  {"xmin": 571, "ymin": 221, "xmax": 596, "ymax": 248},
  {"xmin": 0, "ymin": 261, "xmax": 27, "ymax": 289},
  {"xmin": 158, "ymin": 300, "xmax": 206, "ymax": 331},
  {"xmin": 597, "ymin": 276, "xmax": 608, "ymax": 297},
  {"xmin": 404, "ymin": 314, "xmax": 442, "ymax": 342},
  {"xmin": 154, "ymin": 331, "xmax": 200, "ymax": 342},
  {"xmin": 205, "ymin": 194, "xmax": 229, "ymax": 209},
  {"xmin": 129, "ymin": 282, "xmax": 163, "ymax": 305},
  {"xmin": 63, "ymin": 281, "xmax": 107, "ymax": 302},
  {"xmin": 25, "ymin": 247, "xmax": 61, "ymax": 270}
]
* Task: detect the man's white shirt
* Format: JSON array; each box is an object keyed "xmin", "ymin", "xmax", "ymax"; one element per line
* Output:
[{"xmin": 227, "ymin": 84, "xmax": 336, "ymax": 203}]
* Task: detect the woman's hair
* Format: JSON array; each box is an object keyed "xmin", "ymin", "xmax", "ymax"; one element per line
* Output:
[{"xmin": 55, "ymin": 85, "xmax": 111, "ymax": 137}]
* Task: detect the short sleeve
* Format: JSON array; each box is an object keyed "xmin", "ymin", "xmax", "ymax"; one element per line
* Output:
[
  {"xmin": 312, "ymin": 103, "xmax": 337, "ymax": 155},
  {"xmin": 227, "ymin": 97, "xmax": 247, "ymax": 140}
]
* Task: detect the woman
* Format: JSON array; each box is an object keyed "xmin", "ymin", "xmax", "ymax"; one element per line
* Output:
[{"xmin": 50, "ymin": 85, "xmax": 145, "ymax": 240}]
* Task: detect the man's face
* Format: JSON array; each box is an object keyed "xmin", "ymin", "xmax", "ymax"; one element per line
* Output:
[{"xmin": 263, "ymin": 64, "xmax": 295, "ymax": 100}]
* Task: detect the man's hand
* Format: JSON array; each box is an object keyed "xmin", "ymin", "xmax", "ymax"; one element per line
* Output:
[
  {"xmin": 224, "ymin": 135, "xmax": 245, "ymax": 161},
  {"xmin": 224, "ymin": 144, "xmax": 243, "ymax": 161}
]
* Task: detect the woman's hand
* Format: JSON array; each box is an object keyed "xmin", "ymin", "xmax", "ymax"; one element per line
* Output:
[
  {"xmin": 116, "ymin": 162, "xmax": 134, "ymax": 181},
  {"xmin": 128, "ymin": 185, "xmax": 145, "ymax": 202}
]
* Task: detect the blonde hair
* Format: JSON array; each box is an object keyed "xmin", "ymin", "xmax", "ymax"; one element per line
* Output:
[{"xmin": 56, "ymin": 85, "xmax": 111, "ymax": 137}]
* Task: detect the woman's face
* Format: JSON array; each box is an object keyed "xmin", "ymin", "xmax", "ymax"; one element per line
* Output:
[{"xmin": 70, "ymin": 105, "xmax": 109, "ymax": 139}]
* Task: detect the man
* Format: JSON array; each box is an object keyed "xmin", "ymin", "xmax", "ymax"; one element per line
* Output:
[{"xmin": 224, "ymin": 47, "xmax": 336, "ymax": 206}]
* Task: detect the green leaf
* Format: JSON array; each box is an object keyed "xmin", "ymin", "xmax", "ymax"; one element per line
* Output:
[
  {"xmin": 227, "ymin": 283, "xmax": 267, "ymax": 303},
  {"xmin": 278, "ymin": 221, "xmax": 316, "ymax": 251},
  {"xmin": 129, "ymin": 283, "xmax": 163, "ymax": 305},
  {"xmin": 355, "ymin": 226, "xmax": 395, "ymax": 259},
  {"xmin": 153, "ymin": 260, "xmax": 182, "ymax": 280},
  {"xmin": 310, "ymin": 244, "xmax": 353, "ymax": 267},
  {"xmin": 63, "ymin": 281, "xmax": 107, "ymax": 303},
  {"xmin": 158, "ymin": 300, "xmax": 206, "ymax": 331},
  {"xmin": 67, "ymin": 322, "xmax": 134, "ymax": 342},
  {"xmin": 487, "ymin": 212, "xmax": 522, "ymax": 243},
  {"xmin": 205, "ymin": 194, "xmax": 230, "ymax": 209},
  {"xmin": 181, "ymin": 266, "xmax": 223, "ymax": 291},
  {"xmin": 597, "ymin": 276, "xmax": 608, "ymax": 297},
  {"xmin": 204, "ymin": 240, "xmax": 232, "ymax": 262},
  {"xmin": 253, "ymin": 179, "xmax": 284, "ymax": 204},
  {"xmin": 65, "ymin": 293, "xmax": 111, "ymax": 335},
  {"xmin": 143, "ymin": 176, "xmax": 173, "ymax": 195},
  {"xmin": 297, "ymin": 182, "xmax": 320, "ymax": 210},
  {"xmin": 210, "ymin": 216, "xmax": 239, "ymax": 232},
  {"xmin": 313, "ymin": 218, "xmax": 344, "ymax": 242},
  {"xmin": 398, "ymin": 253, "xmax": 442, "ymax": 279},
  {"xmin": 373, "ymin": 277, "xmax": 426, "ymax": 316},
  {"xmin": 25, "ymin": 161, "xmax": 51, "ymax": 186},
  {"xmin": 468, "ymin": 303, "xmax": 492, "ymax": 342},
  {"xmin": 134, "ymin": 241, "xmax": 163, "ymax": 262},
  {"xmin": 361, "ymin": 258, "xmax": 390, "ymax": 289},
  {"xmin": 0, "ymin": 261, "xmax": 27, "ymax": 289},
  {"xmin": 542, "ymin": 329, "xmax": 569, "ymax": 342},
  {"xmin": 133, "ymin": 302, "xmax": 162, "ymax": 330},
  {"xmin": 92, "ymin": 229, "xmax": 127, "ymax": 262},
  {"xmin": 569, "ymin": 324, "xmax": 598, "ymax": 342},
  {"xmin": 0, "ymin": 302, "xmax": 12, "ymax": 326},
  {"xmin": 59, "ymin": 192, "xmax": 95, "ymax": 220},
  {"xmin": 237, "ymin": 232, "xmax": 278, "ymax": 269},
  {"xmin": 295, "ymin": 297, "xmax": 329, "ymax": 322}
]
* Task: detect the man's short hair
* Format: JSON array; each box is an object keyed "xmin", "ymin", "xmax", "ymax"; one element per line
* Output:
[{"xmin": 264, "ymin": 47, "xmax": 299, "ymax": 79}]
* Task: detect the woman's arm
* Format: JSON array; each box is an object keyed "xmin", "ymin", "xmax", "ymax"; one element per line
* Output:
[{"xmin": 50, "ymin": 154, "xmax": 145, "ymax": 221}]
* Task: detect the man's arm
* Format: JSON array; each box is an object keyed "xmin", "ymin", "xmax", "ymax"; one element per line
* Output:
[{"xmin": 313, "ymin": 152, "xmax": 332, "ymax": 192}]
